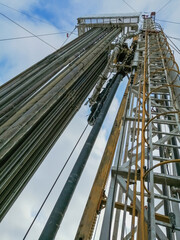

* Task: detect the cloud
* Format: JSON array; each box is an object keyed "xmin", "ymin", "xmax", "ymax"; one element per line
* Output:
[
  {"xmin": 0, "ymin": 7, "xmax": 69, "ymax": 84},
  {"xmin": 0, "ymin": 0, "xmax": 38, "ymax": 11},
  {"xmin": 0, "ymin": 0, "xmax": 180, "ymax": 239},
  {"xmin": 0, "ymin": 104, "xmax": 108, "ymax": 240}
]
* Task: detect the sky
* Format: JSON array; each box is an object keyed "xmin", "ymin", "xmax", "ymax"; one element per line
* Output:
[{"xmin": 0, "ymin": 0, "xmax": 180, "ymax": 239}]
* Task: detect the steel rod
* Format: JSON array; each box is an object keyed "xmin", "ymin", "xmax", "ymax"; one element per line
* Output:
[
  {"xmin": 39, "ymin": 73, "xmax": 124, "ymax": 240},
  {"xmin": 0, "ymin": 53, "xmax": 108, "ymax": 221}
]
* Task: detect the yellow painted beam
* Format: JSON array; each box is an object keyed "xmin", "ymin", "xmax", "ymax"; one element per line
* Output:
[
  {"xmin": 75, "ymin": 80, "xmax": 130, "ymax": 240},
  {"xmin": 102, "ymin": 200, "xmax": 170, "ymax": 224}
]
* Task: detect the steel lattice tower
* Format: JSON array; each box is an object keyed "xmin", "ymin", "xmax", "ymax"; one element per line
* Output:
[
  {"xmin": 0, "ymin": 12, "xmax": 180, "ymax": 240},
  {"xmin": 76, "ymin": 15, "xmax": 180, "ymax": 240}
]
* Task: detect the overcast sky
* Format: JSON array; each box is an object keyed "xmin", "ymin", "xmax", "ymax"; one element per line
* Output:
[{"xmin": 0, "ymin": 0, "xmax": 180, "ymax": 239}]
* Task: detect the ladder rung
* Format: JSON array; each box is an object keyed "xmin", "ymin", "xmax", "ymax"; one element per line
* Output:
[
  {"xmin": 150, "ymin": 98, "xmax": 172, "ymax": 102},
  {"xmin": 153, "ymin": 156, "xmax": 172, "ymax": 161},
  {"xmin": 153, "ymin": 143, "xmax": 180, "ymax": 148},
  {"xmin": 151, "ymin": 105, "xmax": 174, "ymax": 108},
  {"xmin": 152, "ymin": 131, "xmax": 180, "ymax": 137}
]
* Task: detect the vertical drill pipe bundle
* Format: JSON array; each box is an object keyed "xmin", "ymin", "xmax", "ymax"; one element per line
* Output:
[
  {"xmin": 0, "ymin": 28, "xmax": 107, "ymax": 123},
  {"xmin": 0, "ymin": 27, "xmax": 122, "ymax": 220}
]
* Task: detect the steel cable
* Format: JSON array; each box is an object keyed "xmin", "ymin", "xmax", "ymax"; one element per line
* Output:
[
  {"xmin": 23, "ymin": 123, "xmax": 89, "ymax": 239},
  {"xmin": 156, "ymin": 0, "xmax": 172, "ymax": 13},
  {"xmin": 0, "ymin": 12, "xmax": 58, "ymax": 50},
  {"xmin": 0, "ymin": 1, "xmax": 78, "ymax": 35},
  {"xmin": 122, "ymin": 0, "xmax": 137, "ymax": 13},
  {"xmin": 0, "ymin": 53, "xmax": 108, "ymax": 220},
  {"xmin": 0, "ymin": 29, "xmax": 107, "ymax": 123},
  {"xmin": 0, "ymin": 29, "xmax": 119, "ymax": 152},
  {"xmin": 0, "ymin": 32, "xmax": 77, "ymax": 42},
  {"xmin": 0, "ymin": 28, "xmax": 100, "ymax": 97}
]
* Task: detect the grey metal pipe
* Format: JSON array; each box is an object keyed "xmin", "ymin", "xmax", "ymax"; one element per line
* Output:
[
  {"xmin": 0, "ymin": 29, "xmax": 108, "ymax": 122},
  {"xmin": 0, "ymin": 28, "xmax": 105, "ymax": 106},
  {"xmin": 0, "ymin": 29, "xmax": 120, "ymax": 160},
  {"xmin": 0, "ymin": 53, "xmax": 108, "ymax": 221},
  {"xmin": 0, "ymin": 28, "xmax": 118, "ymax": 132},
  {"xmin": 39, "ymin": 73, "xmax": 124, "ymax": 240},
  {"xmin": 0, "ymin": 28, "xmax": 99, "ymax": 96},
  {"xmin": 1, "ymin": 53, "xmax": 107, "ymax": 190},
  {"xmin": 0, "ymin": 28, "xmax": 121, "ymax": 220},
  {"xmin": 1, "ymin": 56, "xmax": 106, "ymax": 189}
]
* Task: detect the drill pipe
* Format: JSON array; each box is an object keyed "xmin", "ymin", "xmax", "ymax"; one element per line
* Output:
[
  {"xmin": 39, "ymin": 73, "xmax": 124, "ymax": 240},
  {"xmin": 0, "ymin": 28, "xmax": 121, "ymax": 160},
  {"xmin": 0, "ymin": 29, "xmax": 109, "ymax": 123},
  {"xmin": 0, "ymin": 53, "xmax": 108, "ymax": 221}
]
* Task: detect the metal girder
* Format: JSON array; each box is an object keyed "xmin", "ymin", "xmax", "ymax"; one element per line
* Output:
[
  {"xmin": 135, "ymin": 192, "xmax": 180, "ymax": 203},
  {"xmin": 75, "ymin": 80, "xmax": 130, "ymax": 240},
  {"xmin": 1, "ymin": 13, "xmax": 180, "ymax": 240},
  {"xmin": 38, "ymin": 73, "xmax": 124, "ymax": 240},
  {"xmin": 112, "ymin": 167, "xmax": 180, "ymax": 187},
  {"xmin": 98, "ymin": 19, "xmax": 180, "ymax": 240},
  {"xmin": 77, "ymin": 13, "xmax": 140, "ymax": 35},
  {"xmin": 99, "ymin": 78, "xmax": 132, "ymax": 240},
  {"xmin": 101, "ymin": 199, "xmax": 170, "ymax": 223},
  {"xmin": 121, "ymin": 127, "xmax": 179, "ymax": 168},
  {"xmin": 156, "ymin": 220, "xmax": 180, "ymax": 231},
  {"xmin": 117, "ymin": 176, "xmax": 169, "ymax": 240},
  {"xmin": 126, "ymin": 116, "xmax": 177, "ymax": 125},
  {"xmin": 155, "ymin": 226, "xmax": 169, "ymax": 240},
  {"xmin": 124, "ymin": 228, "xmax": 137, "ymax": 240},
  {"xmin": 99, "ymin": 177, "xmax": 117, "ymax": 240}
]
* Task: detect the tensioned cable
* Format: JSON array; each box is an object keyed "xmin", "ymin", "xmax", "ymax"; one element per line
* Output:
[
  {"xmin": 156, "ymin": 19, "xmax": 180, "ymax": 25},
  {"xmin": 164, "ymin": 33, "xmax": 180, "ymax": 55},
  {"xmin": 168, "ymin": 36, "xmax": 180, "ymax": 41},
  {"xmin": 166, "ymin": 34, "xmax": 180, "ymax": 54},
  {"xmin": 0, "ymin": 12, "xmax": 58, "ymax": 50},
  {"xmin": 0, "ymin": 2, "xmax": 51, "ymax": 25},
  {"xmin": 168, "ymin": 43, "xmax": 180, "ymax": 55},
  {"xmin": 23, "ymin": 123, "xmax": 89, "ymax": 240},
  {"xmin": 0, "ymin": 32, "xmax": 78, "ymax": 42},
  {"xmin": 0, "ymin": 2, "xmax": 78, "ymax": 36},
  {"xmin": 159, "ymin": 29, "xmax": 180, "ymax": 54},
  {"xmin": 122, "ymin": 0, "xmax": 137, "ymax": 13},
  {"xmin": 156, "ymin": 0, "xmax": 172, "ymax": 13},
  {"xmin": 60, "ymin": 27, "xmax": 77, "ymax": 47}
]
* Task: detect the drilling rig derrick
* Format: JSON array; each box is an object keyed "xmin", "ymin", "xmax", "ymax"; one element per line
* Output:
[
  {"xmin": 0, "ymin": 12, "xmax": 180, "ymax": 240},
  {"xmin": 76, "ymin": 13, "xmax": 180, "ymax": 240}
]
